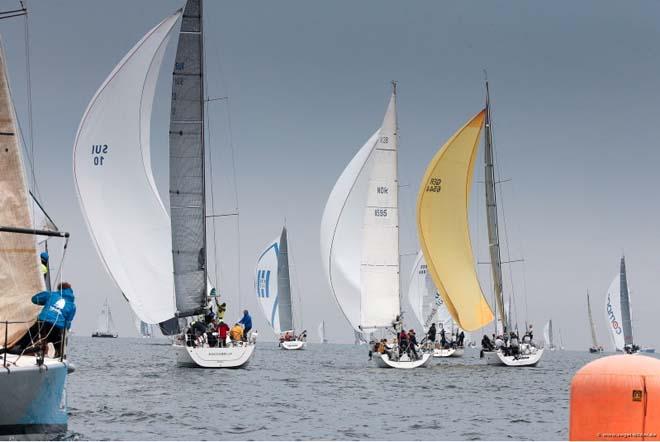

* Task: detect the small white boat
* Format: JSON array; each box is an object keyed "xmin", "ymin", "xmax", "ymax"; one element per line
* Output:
[
  {"xmin": 433, "ymin": 347, "xmax": 464, "ymax": 358},
  {"xmin": 280, "ymin": 340, "xmax": 306, "ymax": 350},
  {"xmin": 374, "ymin": 353, "xmax": 432, "ymax": 369},
  {"xmin": 92, "ymin": 298, "xmax": 118, "ymax": 338},
  {"xmin": 483, "ymin": 347, "xmax": 544, "ymax": 367},
  {"xmin": 175, "ymin": 342, "xmax": 255, "ymax": 368}
]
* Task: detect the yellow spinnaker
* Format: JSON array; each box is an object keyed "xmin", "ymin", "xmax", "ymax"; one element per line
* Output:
[{"xmin": 416, "ymin": 110, "xmax": 494, "ymax": 331}]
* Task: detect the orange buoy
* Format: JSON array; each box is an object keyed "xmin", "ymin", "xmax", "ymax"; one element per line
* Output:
[{"xmin": 570, "ymin": 354, "xmax": 660, "ymax": 440}]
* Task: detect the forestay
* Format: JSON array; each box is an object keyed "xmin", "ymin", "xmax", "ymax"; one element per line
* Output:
[
  {"xmin": 605, "ymin": 273, "xmax": 625, "ymax": 351},
  {"xmin": 416, "ymin": 110, "xmax": 494, "ymax": 331},
  {"xmin": 255, "ymin": 227, "xmax": 293, "ymax": 334},
  {"xmin": 73, "ymin": 11, "xmax": 182, "ymax": 324},
  {"xmin": 0, "ymin": 42, "xmax": 43, "ymax": 348}
]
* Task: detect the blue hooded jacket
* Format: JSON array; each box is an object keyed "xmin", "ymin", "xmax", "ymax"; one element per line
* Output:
[
  {"xmin": 239, "ymin": 311, "xmax": 252, "ymax": 329},
  {"xmin": 31, "ymin": 287, "xmax": 76, "ymax": 329}
]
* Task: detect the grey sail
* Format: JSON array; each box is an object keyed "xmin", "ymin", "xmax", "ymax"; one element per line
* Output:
[
  {"xmin": 277, "ymin": 227, "xmax": 294, "ymax": 332},
  {"xmin": 587, "ymin": 292, "xmax": 598, "ymax": 348},
  {"xmin": 169, "ymin": 0, "xmax": 207, "ymax": 317},
  {"xmin": 484, "ymin": 81, "xmax": 507, "ymax": 332},
  {"xmin": 619, "ymin": 256, "xmax": 633, "ymax": 346},
  {"xmin": 548, "ymin": 319, "xmax": 554, "ymax": 347}
]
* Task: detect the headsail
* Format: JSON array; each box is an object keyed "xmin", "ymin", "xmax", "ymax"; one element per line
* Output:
[
  {"xmin": 73, "ymin": 11, "xmax": 182, "ymax": 324},
  {"xmin": 605, "ymin": 272, "xmax": 625, "ymax": 351},
  {"xmin": 416, "ymin": 110, "xmax": 494, "ymax": 331},
  {"xmin": 0, "ymin": 42, "xmax": 43, "ymax": 348},
  {"xmin": 169, "ymin": 0, "xmax": 207, "ymax": 317},
  {"xmin": 255, "ymin": 227, "xmax": 293, "ymax": 334}
]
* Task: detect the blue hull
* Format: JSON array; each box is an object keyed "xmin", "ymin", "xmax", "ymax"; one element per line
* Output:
[{"xmin": 0, "ymin": 359, "xmax": 68, "ymax": 436}]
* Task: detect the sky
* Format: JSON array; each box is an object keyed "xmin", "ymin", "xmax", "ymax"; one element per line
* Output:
[{"xmin": 1, "ymin": 0, "xmax": 660, "ymax": 348}]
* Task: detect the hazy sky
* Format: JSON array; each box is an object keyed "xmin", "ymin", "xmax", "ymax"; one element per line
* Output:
[{"xmin": 2, "ymin": 0, "xmax": 660, "ymax": 348}]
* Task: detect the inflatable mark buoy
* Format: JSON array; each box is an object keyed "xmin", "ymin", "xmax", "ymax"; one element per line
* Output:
[{"xmin": 570, "ymin": 354, "xmax": 660, "ymax": 440}]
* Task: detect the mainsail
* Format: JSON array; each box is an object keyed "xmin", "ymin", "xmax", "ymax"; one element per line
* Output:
[
  {"xmin": 543, "ymin": 320, "xmax": 554, "ymax": 348},
  {"xmin": 73, "ymin": 10, "xmax": 182, "ymax": 324},
  {"xmin": 169, "ymin": 0, "xmax": 207, "ymax": 317},
  {"xmin": 321, "ymin": 90, "xmax": 400, "ymax": 332},
  {"xmin": 416, "ymin": 110, "xmax": 494, "ymax": 331},
  {"xmin": 318, "ymin": 320, "xmax": 327, "ymax": 343},
  {"xmin": 0, "ymin": 42, "xmax": 43, "ymax": 348},
  {"xmin": 618, "ymin": 256, "xmax": 633, "ymax": 346},
  {"xmin": 255, "ymin": 227, "xmax": 294, "ymax": 334}
]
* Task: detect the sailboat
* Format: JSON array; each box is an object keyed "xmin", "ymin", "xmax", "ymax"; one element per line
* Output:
[
  {"xmin": 543, "ymin": 320, "xmax": 556, "ymax": 351},
  {"xmin": 318, "ymin": 320, "xmax": 328, "ymax": 344},
  {"xmin": 73, "ymin": 0, "xmax": 255, "ymax": 368},
  {"xmin": 92, "ymin": 298, "xmax": 118, "ymax": 338},
  {"xmin": 0, "ymin": 27, "xmax": 73, "ymax": 435},
  {"xmin": 586, "ymin": 292, "xmax": 603, "ymax": 353},
  {"xmin": 416, "ymin": 79, "xmax": 543, "ymax": 367},
  {"xmin": 407, "ymin": 251, "xmax": 465, "ymax": 357},
  {"xmin": 321, "ymin": 83, "xmax": 431, "ymax": 369},
  {"xmin": 255, "ymin": 226, "xmax": 306, "ymax": 350},
  {"xmin": 604, "ymin": 256, "xmax": 654, "ymax": 354},
  {"xmin": 138, "ymin": 320, "xmax": 154, "ymax": 338}
]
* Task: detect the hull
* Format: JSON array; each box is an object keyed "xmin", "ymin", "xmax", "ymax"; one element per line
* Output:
[
  {"xmin": 433, "ymin": 347, "xmax": 464, "ymax": 358},
  {"xmin": 91, "ymin": 332, "xmax": 117, "ymax": 338},
  {"xmin": 280, "ymin": 340, "xmax": 305, "ymax": 350},
  {"xmin": 174, "ymin": 343, "xmax": 255, "ymax": 368},
  {"xmin": 373, "ymin": 353, "xmax": 432, "ymax": 369},
  {"xmin": 641, "ymin": 348, "xmax": 656, "ymax": 354},
  {"xmin": 589, "ymin": 347, "xmax": 603, "ymax": 353},
  {"xmin": 483, "ymin": 348, "xmax": 544, "ymax": 367},
  {"xmin": 0, "ymin": 355, "xmax": 69, "ymax": 436}
]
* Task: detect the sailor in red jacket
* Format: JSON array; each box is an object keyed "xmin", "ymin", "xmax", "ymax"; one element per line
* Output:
[{"xmin": 216, "ymin": 321, "xmax": 230, "ymax": 347}]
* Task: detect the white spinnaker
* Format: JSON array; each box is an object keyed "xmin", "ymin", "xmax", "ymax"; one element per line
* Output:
[
  {"xmin": 320, "ymin": 130, "xmax": 380, "ymax": 332},
  {"xmin": 255, "ymin": 236, "xmax": 282, "ymax": 334},
  {"xmin": 73, "ymin": 11, "xmax": 182, "ymax": 324},
  {"xmin": 605, "ymin": 274, "xmax": 625, "ymax": 351},
  {"xmin": 360, "ymin": 94, "xmax": 400, "ymax": 329},
  {"xmin": 408, "ymin": 251, "xmax": 452, "ymax": 331}
]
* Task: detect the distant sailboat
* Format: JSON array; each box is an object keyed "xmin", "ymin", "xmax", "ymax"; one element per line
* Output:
[
  {"xmin": 0, "ymin": 25, "xmax": 73, "ymax": 435},
  {"xmin": 586, "ymin": 292, "xmax": 603, "ymax": 353},
  {"xmin": 73, "ymin": 0, "xmax": 255, "ymax": 368},
  {"xmin": 407, "ymin": 251, "xmax": 464, "ymax": 357},
  {"xmin": 543, "ymin": 320, "xmax": 556, "ymax": 351},
  {"xmin": 255, "ymin": 226, "xmax": 306, "ymax": 350},
  {"xmin": 416, "ymin": 79, "xmax": 543, "ymax": 367},
  {"xmin": 321, "ymin": 83, "xmax": 431, "ymax": 369},
  {"xmin": 318, "ymin": 321, "xmax": 328, "ymax": 344},
  {"xmin": 92, "ymin": 298, "xmax": 118, "ymax": 338},
  {"xmin": 138, "ymin": 321, "xmax": 154, "ymax": 339}
]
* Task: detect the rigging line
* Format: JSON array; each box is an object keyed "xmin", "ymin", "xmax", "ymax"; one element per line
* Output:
[{"xmin": 205, "ymin": 99, "xmax": 220, "ymax": 289}]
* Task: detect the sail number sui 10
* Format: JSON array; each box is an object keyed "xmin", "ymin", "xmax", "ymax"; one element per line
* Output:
[{"xmin": 91, "ymin": 144, "xmax": 108, "ymax": 166}]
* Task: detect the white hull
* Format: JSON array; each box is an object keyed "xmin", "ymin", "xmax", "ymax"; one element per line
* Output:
[
  {"xmin": 280, "ymin": 340, "xmax": 305, "ymax": 350},
  {"xmin": 373, "ymin": 353, "xmax": 432, "ymax": 369},
  {"xmin": 483, "ymin": 348, "xmax": 544, "ymax": 367},
  {"xmin": 433, "ymin": 347, "xmax": 464, "ymax": 358},
  {"xmin": 174, "ymin": 343, "xmax": 255, "ymax": 368}
]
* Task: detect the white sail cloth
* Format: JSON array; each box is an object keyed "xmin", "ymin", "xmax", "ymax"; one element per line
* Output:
[
  {"xmin": 73, "ymin": 11, "xmax": 182, "ymax": 324},
  {"xmin": 605, "ymin": 274, "xmax": 625, "ymax": 351},
  {"xmin": 407, "ymin": 251, "xmax": 452, "ymax": 331},
  {"xmin": 255, "ymin": 235, "xmax": 287, "ymax": 334}
]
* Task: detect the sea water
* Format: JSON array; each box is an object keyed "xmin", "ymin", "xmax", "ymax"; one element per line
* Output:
[{"xmin": 63, "ymin": 337, "xmax": 605, "ymax": 440}]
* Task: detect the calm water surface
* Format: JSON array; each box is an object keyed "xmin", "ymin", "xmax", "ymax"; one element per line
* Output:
[{"xmin": 63, "ymin": 337, "xmax": 606, "ymax": 440}]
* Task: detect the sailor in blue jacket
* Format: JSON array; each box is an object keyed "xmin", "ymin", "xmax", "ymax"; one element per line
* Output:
[
  {"xmin": 238, "ymin": 310, "xmax": 252, "ymax": 341},
  {"xmin": 31, "ymin": 282, "xmax": 76, "ymax": 356}
]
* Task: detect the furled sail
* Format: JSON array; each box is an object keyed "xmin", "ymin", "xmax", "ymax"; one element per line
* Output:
[
  {"xmin": 169, "ymin": 0, "xmax": 207, "ymax": 317},
  {"xmin": 407, "ymin": 251, "xmax": 452, "ymax": 331},
  {"xmin": 0, "ymin": 42, "xmax": 43, "ymax": 348},
  {"xmin": 605, "ymin": 272, "xmax": 625, "ymax": 351},
  {"xmin": 416, "ymin": 110, "xmax": 494, "ymax": 331},
  {"xmin": 73, "ymin": 11, "xmax": 182, "ymax": 324},
  {"xmin": 255, "ymin": 227, "xmax": 293, "ymax": 334},
  {"xmin": 320, "ymin": 130, "xmax": 380, "ymax": 331}
]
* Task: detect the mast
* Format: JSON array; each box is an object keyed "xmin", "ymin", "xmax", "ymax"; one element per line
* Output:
[
  {"xmin": 587, "ymin": 291, "xmax": 598, "ymax": 348},
  {"xmin": 393, "ymin": 80, "xmax": 401, "ymax": 318},
  {"xmin": 484, "ymin": 79, "xmax": 507, "ymax": 333},
  {"xmin": 619, "ymin": 256, "xmax": 633, "ymax": 346},
  {"xmin": 169, "ymin": 0, "xmax": 207, "ymax": 318}
]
